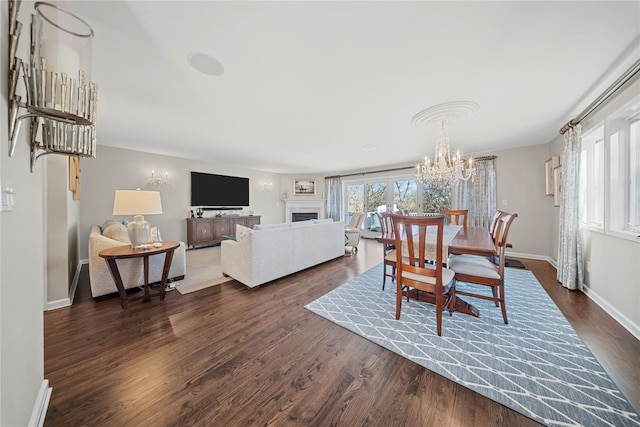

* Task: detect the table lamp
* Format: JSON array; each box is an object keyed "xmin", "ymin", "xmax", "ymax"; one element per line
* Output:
[{"xmin": 112, "ymin": 189, "xmax": 163, "ymax": 248}]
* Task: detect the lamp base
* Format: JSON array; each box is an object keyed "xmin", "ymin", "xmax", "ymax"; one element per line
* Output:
[{"xmin": 127, "ymin": 214, "xmax": 150, "ymax": 248}]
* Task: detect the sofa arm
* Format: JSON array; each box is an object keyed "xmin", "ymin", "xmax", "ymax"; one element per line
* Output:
[
  {"xmin": 88, "ymin": 229, "xmax": 143, "ymax": 298},
  {"xmin": 221, "ymin": 238, "xmax": 253, "ymax": 286}
]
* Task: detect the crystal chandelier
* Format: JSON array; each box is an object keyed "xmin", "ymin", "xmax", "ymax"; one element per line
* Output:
[{"xmin": 415, "ymin": 119, "xmax": 476, "ymax": 186}]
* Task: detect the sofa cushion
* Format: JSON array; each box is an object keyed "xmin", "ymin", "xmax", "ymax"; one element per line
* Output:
[
  {"xmin": 236, "ymin": 224, "xmax": 251, "ymax": 241},
  {"xmin": 101, "ymin": 219, "xmax": 121, "ymax": 230},
  {"xmin": 290, "ymin": 220, "xmax": 315, "ymax": 227},
  {"xmin": 102, "ymin": 221, "xmax": 131, "ymax": 243},
  {"xmin": 314, "ymin": 218, "xmax": 334, "ymax": 224},
  {"xmin": 254, "ymin": 223, "xmax": 290, "ymax": 231}
]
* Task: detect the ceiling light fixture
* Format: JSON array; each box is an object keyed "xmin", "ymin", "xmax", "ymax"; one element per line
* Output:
[
  {"xmin": 412, "ymin": 101, "xmax": 479, "ymax": 186},
  {"xmin": 187, "ymin": 52, "xmax": 224, "ymax": 76}
]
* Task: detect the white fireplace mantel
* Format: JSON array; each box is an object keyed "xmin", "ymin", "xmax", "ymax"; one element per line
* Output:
[{"xmin": 283, "ymin": 199, "xmax": 326, "ymax": 222}]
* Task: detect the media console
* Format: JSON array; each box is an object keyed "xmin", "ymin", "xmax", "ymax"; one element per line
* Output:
[{"xmin": 186, "ymin": 215, "xmax": 261, "ymax": 249}]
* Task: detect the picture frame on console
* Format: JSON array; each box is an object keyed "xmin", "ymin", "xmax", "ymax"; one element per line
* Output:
[{"xmin": 293, "ymin": 179, "xmax": 316, "ymax": 196}]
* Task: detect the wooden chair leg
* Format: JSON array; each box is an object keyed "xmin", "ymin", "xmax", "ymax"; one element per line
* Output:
[
  {"xmin": 435, "ymin": 291, "xmax": 443, "ymax": 336},
  {"xmin": 395, "ymin": 282, "xmax": 403, "ymax": 320},
  {"xmin": 499, "ymin": 285, "xmax": 508, "ymax": 324}
]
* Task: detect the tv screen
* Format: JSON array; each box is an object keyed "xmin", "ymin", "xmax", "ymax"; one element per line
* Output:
[{"xmin": 190, "ymin": 172, "xmax": 250, "ymax": 207}]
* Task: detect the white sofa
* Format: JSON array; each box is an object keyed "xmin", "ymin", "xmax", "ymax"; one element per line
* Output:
[
  {"xmin": 88, "ymin": 220, "xmax": 187, "ymax": 298},
  {"xmin": 221, "ymin": 219, "xmax": 345, "ymax": 288}
]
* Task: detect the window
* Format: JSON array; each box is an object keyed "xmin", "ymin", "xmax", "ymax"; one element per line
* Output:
[
  {"xmin": 580, "ymin": 125, "xmax": 604, "ymax": 229},
  {"xmin": 607, "ymin": 102, "xmax": 640, "ymax": 237},
  {"xmin": 580, "ymin": 94, "xmax": 640, "ymax": 240}
]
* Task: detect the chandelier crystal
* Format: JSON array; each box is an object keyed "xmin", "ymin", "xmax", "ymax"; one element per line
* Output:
[{"xmin": 415, "ymin": 119, "xmax": 476, "ymax": 186}]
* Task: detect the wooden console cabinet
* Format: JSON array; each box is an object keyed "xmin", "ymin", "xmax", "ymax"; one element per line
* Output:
[{"xmin": 186, "ymin": 216, "xmax": 261, "ymax": 249}]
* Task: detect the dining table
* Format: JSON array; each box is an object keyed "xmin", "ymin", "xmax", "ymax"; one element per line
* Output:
[{"xmin": 376, "ymin": 225, "xmax": 496, "ymax": 317}]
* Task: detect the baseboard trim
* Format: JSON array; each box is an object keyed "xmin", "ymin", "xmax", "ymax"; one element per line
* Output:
[
  {"xmin": 583, "ymin": 287, "xmax": 640, "ymax": 341},
  {"xmin": 46, "ymin": 262, "xmax": 83, "ymax": 310},
  {"xmin": 511, "ymin": 252, "xmax": 640, "ymax": 341},
  {"xmin": 29, "ymin": 379, "xmax": 52, "ymax": 427}
]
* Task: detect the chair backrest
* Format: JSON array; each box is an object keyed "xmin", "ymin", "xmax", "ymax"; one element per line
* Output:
[
  {"xmin": 492, "ymin": 212, "xmax": 518, "ymax": 273},
  {"xmin": 390, "ymin": 213, "xmax": 447, "ymax": 282},
  {"xmin": 489, "ymin": 210, "xmax": 506, "ymax": 243},
  {"xmin": 347, "ymin": 213, "xmax": 364, "ymax": 229},
  {"xmin": 378, "ymin": 211, "xmax": 393, "ymax": 234},
  {"xmin": 440, "ymin": 209, "xmax": 468, "ymax": 227}
]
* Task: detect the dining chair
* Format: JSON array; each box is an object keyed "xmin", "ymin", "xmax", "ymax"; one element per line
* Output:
[
  {"xmin": 440, "ymin": 209, "xmax": 469, "ymax": 227},
  {"xmin": 391, "ymin": 213, "xmax": 456, "ymax": 336},
  {"xmin": 447, "ymin": 212, "xmax": 518, "ymax": 324},
  {"xmin": 378, "ymin": 211, "xmax": 396, "ymax": 289}
]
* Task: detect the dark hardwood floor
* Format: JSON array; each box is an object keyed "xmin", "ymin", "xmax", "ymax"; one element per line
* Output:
[{"xmin": 44, "ymin": 239, "xmax": 639, "ymax": 426}]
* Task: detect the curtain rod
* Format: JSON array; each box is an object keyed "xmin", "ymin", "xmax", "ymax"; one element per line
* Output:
[
  {"xmin": 325, "ymin": 166, "xmax": 413, "ymax": 180},
  {"xmin": 325, "ymin": 155, "xmax": 497, "ymax": 180},
  {"xmin": 560, "ymin": 58, "xmax": 640, "ymax": 134}
]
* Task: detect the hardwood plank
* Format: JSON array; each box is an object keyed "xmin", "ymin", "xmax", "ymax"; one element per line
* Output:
[{"xmin": 44, "ymin": 240, "xmax": 638, "ymax": 426}]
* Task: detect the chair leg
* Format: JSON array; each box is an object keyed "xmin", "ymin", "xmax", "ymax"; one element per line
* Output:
[
  {"xmin": 435, "ymin": 290, "xmax": 443, "ymax": 336},
  {"xmin": 382, "ymin": 265, "xmax": 387, "ymax": 290},
  {"xmin": 395, "ymin": 282, "xmax": 402, "ymax": 320},
  {"xmin": 492, "ymin": 286, "xmax": 500, "ymax": 306},
  {"xmin": 498, "ymin": 285, "xmax": 508, "ymax": 324}
]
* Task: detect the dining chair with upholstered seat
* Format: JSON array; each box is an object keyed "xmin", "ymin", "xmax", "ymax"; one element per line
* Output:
[
  {"xmin": 447, "ymin": 212, "xmax": 518, "ymax": 324},
  {"xmin": 378, "ymin": 211, "xmax": 396, "ymax": 289},
  {"xmin": 440, "ymin": 209, "xmax": 469, "ymax": 227},
  {"xmin": 391, "ymin": 213, "xmax": 456, "ymax": 336}
]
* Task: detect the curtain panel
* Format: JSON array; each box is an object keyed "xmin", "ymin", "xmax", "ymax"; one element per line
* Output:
[
  {"xmin": 326, "ymin": 176, "xmax": 343, "ymax": 222},
  {"xmin": 451, "ymin": 158, "xmax": 497, "ymax": 227},
  {"xmin": 557, "ymin": 125, "xmax": 584, "ymax": 290}
]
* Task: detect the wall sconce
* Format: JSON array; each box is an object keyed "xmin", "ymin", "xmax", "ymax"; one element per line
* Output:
[
  {"xmin": 8, "ymin": 1, "xmax": 98, "ymax": 172},
  {"xmin": 263, "ymin": 181, "xmax": 273, "ymax": 191},
  {"xmin": 149, "ymin": 170, "xmax": 168, "ymax": 186}
]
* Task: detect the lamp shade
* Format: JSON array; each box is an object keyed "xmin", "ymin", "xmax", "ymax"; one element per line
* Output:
[
  {"xmin": 112, "ymin": 190, "xmax": 163, "ymax": 216},
  {"xmin": 112, "ymin": 190, "xmax": 163, "ymax": 248}
]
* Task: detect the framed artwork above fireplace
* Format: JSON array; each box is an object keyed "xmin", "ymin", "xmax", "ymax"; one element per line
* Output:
[{"xmin": 293, "ymin": 179, "xmax": 316, "ymax": 196}]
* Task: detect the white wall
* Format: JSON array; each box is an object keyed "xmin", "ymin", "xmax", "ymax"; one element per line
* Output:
[
  {"xmin": 1, "ymin": 1, "xmax": 49, "ymax": 424},
  {"xmin": 79, "ymin": 146, "xmax": 290, "ymax": 260},
  {"xmin": 493, "ymin": 144, "xmax": 554, "ymax": 258}
]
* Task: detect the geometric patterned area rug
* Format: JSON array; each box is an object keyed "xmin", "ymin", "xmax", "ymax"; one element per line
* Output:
[{"xmin": 305, "ymin": 264, "xmax": 640, "ymax": 427}]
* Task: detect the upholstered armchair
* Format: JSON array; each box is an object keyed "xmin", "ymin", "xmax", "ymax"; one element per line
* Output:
[{"xmin": 345, "ymin": 213, "xmax": 365, "ymax": 254}]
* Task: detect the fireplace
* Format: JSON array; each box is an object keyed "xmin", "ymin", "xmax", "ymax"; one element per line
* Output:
[
  {"xmin": 283, "ymin": 199, "xmax": 325, "ymax": 222},
  {"xmin": 292, "ymin": 212, "xmax": 319, "ymax": 222}
]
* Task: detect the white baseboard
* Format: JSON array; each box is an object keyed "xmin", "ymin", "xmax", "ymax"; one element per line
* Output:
[
  {"xmin": 582, "ymin": 287, "xmax": 640, "ymax": 341},
  {"xmin": 46, "ymin": 262, "xmax": 83, "ymax": 310},
  {"xmin": 29, "ymin": 380, "xmax": 52, "ymax": 427},
  {"xmin": 508, "ymin": 252, "xmax": 639, "ymax": 340}
]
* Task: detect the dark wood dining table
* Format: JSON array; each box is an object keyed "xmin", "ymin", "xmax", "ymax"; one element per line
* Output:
[{"xmin": 376, "ymin": 226, "xmax": 496, "ymax": 317}]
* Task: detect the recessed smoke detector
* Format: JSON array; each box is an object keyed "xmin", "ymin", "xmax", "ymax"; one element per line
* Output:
[{"xmin": 187, "ymin": 52, "xmax": 224, "ymax": 76}]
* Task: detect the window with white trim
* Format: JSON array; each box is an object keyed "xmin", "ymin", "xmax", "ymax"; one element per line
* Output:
[
  {"xmin": 580, "ymin": 94, "xmax": 640, "ymax": 240},
  {"xmin": 608, "ymin": 103, "xmax": 640, "ymax": 237},
  {"xmin": 580, "ymin": 125, "xmax": 604, "ymax": 229}
]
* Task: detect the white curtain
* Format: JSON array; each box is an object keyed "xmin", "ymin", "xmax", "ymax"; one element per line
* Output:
[
  {"xmin": 557, "ymin": 125, "xmax": 584, "ymax": 290},
  {"xmin": 326, "ymin": 176, "xmax": 343, "ymax": 222},
  {"xmin": 451, "ymin": 157, "xmax": 497, "ymax": 227}
]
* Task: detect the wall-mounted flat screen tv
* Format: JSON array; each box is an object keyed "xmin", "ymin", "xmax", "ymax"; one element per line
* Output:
[{"xmin": 190, "ymin": 171, "xmax": 250, "ymax": 207}]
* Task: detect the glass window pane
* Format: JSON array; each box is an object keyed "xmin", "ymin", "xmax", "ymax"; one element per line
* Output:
[
  {"xmin": 393, "ymin": 180, "xmax": 417, "ymax": 213},
  {"xmin": 346, "ymin": 183, "xmax": 364, "ymax": 224},
  {"xmin": 365, "ymin": 182, "xmax": 386, "ymax": 232},
  {"xmin": 421, "ymin": 181, "xmax": 451, "ymax": 214}
]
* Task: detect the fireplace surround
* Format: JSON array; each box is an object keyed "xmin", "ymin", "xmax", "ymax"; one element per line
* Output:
[{"xmin": 284, "ymin": 199, "xmax": 325, "ymax": 222}]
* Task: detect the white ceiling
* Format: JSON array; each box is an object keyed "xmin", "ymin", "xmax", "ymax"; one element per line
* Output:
[{"xmin": 54, "ymin": 1, "xmax": 640, "ymax": 174}]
